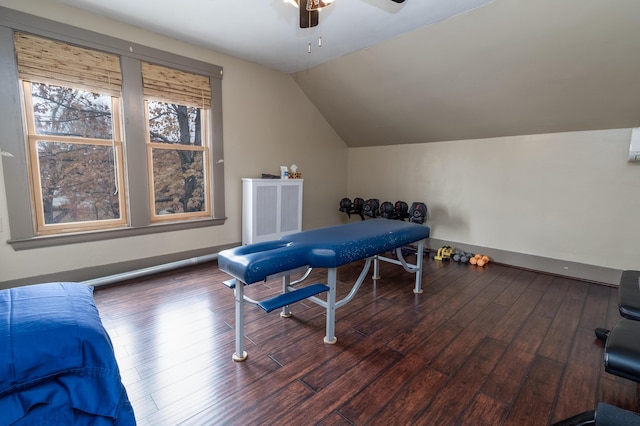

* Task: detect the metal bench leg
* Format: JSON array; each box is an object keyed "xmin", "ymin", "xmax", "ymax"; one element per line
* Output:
[
  {"xmin": 281, "ymin": 275, "xmax": 292, "ymax": 318},
  {"xmin": 232, "ymin": 281, "xmax": 248, "ymax": 362},
  {"xmin": 324, "ymin": 267, "xmax": 338, "ymax": 344},
  {"xmin": 414, "ymin": 240, "xmax": 425, "ymax": 294},
  {"xmin": 373, "ymin": 255, "xmax": 380, "ymax": 280}
]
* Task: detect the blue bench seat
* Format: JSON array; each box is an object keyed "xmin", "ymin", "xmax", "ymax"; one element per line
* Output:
[{"xmin": 257, "ymin": 283, "xmax": 329, "ymax": 313}]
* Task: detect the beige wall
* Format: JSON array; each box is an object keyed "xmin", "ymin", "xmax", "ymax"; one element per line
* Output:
[
  {"xmin": 0, "ymin": 0, "xmax": 348, "ymax": 284},
  {"xmin": 348, "ymin": 128, "xmax": 640, "ymax": 282},
  {"xmin": 1, "ymin": 1, "xmax": 637, "ymax": 287}
]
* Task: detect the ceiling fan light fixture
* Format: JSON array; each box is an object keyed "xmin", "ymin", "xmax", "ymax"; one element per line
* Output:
[
  {"xmin": 307, "ymin": 0, "xmax": 335, "ymax": 11},
  {"xmin": 287, "ymin": 0, "xmax": 335, "ymax": 11}
]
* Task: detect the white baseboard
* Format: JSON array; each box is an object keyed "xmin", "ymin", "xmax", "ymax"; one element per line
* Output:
[{"xmin": 0, "ymin": 243, "xmax": 237, "ymax": 290}]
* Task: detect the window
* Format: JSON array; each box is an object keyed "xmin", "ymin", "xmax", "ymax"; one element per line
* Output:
[
  {"xmin": 23, "ymin": 82, "xmax": 126, "ymax": 233},
  {"xmin": 0, "ymin": 15, "xmax": 225, "ymax": 249},
  {"xmin": 142, "ymin": 62, "xmax": 211, "ymax": 222},
  {"xmin": 15, "ymin": 32, "xmax": 127, "ymax": 235}
]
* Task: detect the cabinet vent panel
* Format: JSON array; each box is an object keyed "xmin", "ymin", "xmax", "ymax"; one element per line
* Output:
[
  {"xmin": 242, "ymin": 179, "xmax": 303, "ymax": 245},
  {"xmin": 255, "ymin": 185, "xmax": 278, "ymax": 236},
  {"xmin": 281, "ymin": 185, "xmax": 300, "ymax": 232}
]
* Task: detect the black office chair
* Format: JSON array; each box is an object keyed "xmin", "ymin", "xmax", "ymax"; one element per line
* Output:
[{"xmin": 551, "ymin": 402, "xmax": 640, "ymax": 426}]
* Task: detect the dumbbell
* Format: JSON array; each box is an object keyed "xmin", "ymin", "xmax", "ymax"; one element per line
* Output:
[
  {"xmin": 379, "ymin": 201, "xmax": 395, "ymax": 219},
  {"xmin": 363, "ymin": 199, "xmax": 380, "ymax": 218},
  {"xmin": 409, "ymin": 202, "xmax": 427, "ymax": 224}
]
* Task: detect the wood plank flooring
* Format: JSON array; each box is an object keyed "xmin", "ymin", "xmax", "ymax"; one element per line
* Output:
[{"xmin": 92, "ymin": 255, "xmax": 637, "ymax": 425}]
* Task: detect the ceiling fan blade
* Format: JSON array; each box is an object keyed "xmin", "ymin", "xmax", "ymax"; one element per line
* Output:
[{"xmin": 300, "ymin": 2, "xmax": 319, "ymax": 28}]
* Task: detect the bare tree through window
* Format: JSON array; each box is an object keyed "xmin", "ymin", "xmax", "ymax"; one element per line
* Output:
[
  {"xmin": 28, "ymin": 82, "xmax": 124, "ymax": 226},
  {"xmin": 147, "ymin": 100, "xmax": 208, "ymax": 218}
]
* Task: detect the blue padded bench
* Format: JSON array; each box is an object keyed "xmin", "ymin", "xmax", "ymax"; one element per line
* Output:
[{"xmin": 218, "ymin": 219, "xmax": 430, "ymax": 361}]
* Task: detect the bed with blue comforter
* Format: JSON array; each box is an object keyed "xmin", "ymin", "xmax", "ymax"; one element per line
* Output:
[{"xmin": 0, "ymin": 282, "xmax": 135, "ymax": 425}]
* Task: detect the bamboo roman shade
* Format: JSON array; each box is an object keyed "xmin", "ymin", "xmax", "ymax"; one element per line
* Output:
[
  {"xmin": 14, "ymin": 32, "xmax": 122, "ymax": 95},
  {"xmin": 141, "ymin": 62, "xmax": 211, "ymax": 108}
]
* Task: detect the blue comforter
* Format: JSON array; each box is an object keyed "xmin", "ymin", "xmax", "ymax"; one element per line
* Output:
[{"xmin": 0, "ymin": 282, "xmax": 135, "ymax": 425}]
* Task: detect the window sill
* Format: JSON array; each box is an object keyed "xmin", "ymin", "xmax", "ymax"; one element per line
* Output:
[{"xmin": 7, "ymin": 217, "xmax": 226, "ymax": 251}]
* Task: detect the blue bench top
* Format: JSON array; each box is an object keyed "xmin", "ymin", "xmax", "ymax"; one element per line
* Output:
[{"xmin": 218, "ymin": 219, "xmax": 430, "ymax": 285}]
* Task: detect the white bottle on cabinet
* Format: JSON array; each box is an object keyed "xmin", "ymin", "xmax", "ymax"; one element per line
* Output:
[{"xmin": 242, "ymin": 178, "xmax": 303, "ymax": 245}]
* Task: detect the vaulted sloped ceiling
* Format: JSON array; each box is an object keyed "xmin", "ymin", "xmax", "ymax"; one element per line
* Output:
[
  {"xmin": 292, "ymin": 0, "xmax": 640, "ymax": 146},
  {"xmin": 51, "ymin": 0, "xmax": 640, "ymax": 147}
]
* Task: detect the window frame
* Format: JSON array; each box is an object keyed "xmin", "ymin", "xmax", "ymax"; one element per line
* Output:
[
  {"xmin": 22, "ymin": 81, "xmax": 129, "ymax": 235},
  {"xmin": 144, "ymin": 99, "xmax": 212, "ymax": 223},
  {"xmin": 0, "ymin": 8, "xmax": 226, "ymax": 250}
]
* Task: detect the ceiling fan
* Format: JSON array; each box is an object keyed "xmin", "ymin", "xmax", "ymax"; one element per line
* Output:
[{"xmin": 288, "ymin": 0, "xmax": 407, "ymax": 29}]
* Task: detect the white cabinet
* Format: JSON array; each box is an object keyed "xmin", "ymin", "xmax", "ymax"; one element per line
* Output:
[{"xmin": 242, "ymin": 178, "xmax": 303, "ymax": 245}]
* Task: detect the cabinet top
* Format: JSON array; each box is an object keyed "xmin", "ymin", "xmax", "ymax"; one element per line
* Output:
[{"xmin": 242, "ymin": 178, "xmax": 303, "ymax": 182}]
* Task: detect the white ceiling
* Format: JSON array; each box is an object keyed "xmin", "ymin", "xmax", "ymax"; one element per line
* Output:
[
  {"xmin": 51, "ymin": 0, "xmax": 640, "ymax": 147},
  {"xmin": 52, "ymin": 0, "xmax": 494, "ymax": 73}
]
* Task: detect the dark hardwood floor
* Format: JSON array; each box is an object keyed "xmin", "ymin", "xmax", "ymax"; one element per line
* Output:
[{"xmin": 93, "ymin": 255, "xmax": 638, "ymax": 425}]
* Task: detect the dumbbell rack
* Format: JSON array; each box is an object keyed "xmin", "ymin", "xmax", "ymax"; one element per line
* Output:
[{"xmin": 339, "ymin": 197, "xmax": 427, "ymax": 224}]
